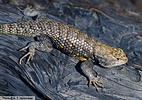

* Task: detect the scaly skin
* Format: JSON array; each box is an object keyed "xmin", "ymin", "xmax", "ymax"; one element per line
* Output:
[{"xmin": 0, "ymin": 20, "xmax": 128, "ymax": 91}]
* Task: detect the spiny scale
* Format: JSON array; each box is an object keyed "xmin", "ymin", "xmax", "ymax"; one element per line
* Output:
[
  {"xmin": 0, "ymin": 20, "xmax": 97, "ymax": 61},
  {"xmin": 0, "ymin": 21, "xmax": 44, "ymax": 37}
]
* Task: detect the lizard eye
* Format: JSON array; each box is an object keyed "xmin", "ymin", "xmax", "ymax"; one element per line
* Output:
[{"xmin": 117, "ymin": 58, "xmax": 120, "ymax": 60}]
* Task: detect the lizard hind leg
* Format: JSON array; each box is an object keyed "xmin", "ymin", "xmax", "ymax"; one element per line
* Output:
[
  {"xmin": 19, "ymin": 37, "xmax": 53, "ymax": 64},
  {"xmin": 19, "ymin": 42, "xmax": 36, "ymax": 64},
  {"xmin": 80, "ymin": 60, "xmax": 104, "ymax": 91}
]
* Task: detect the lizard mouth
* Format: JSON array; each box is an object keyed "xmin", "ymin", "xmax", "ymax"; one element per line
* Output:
[
  {"xmin": 99, "ymin": 58, "xmax": 128, "ymax": 68},
  {"xmin": 103, "ymin": 60, "xmax": 127, "ymax": 68},
  {"xmin": 123, "ymin": 57, "xmax": 128, "ymax": 63}
]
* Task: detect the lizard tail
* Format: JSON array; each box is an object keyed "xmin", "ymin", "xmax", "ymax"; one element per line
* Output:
[{"xmin": 0, "ymin": 21, "xmax": 41, "ymax": 37}]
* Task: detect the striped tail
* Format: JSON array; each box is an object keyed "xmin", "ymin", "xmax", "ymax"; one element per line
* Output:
[{"xmin": 0, "ymin": 21, "xmax": 42, "ymax": 37}]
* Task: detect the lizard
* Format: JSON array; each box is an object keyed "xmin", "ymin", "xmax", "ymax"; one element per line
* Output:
[{"xmin": 0, "ymin": 20, "xmax": 128, "ymax": 91}]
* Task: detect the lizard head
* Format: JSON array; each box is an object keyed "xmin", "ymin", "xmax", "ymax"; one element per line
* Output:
[{"xmin": 95, "ymin": 47, "xmax": 128, "ymax": 68}]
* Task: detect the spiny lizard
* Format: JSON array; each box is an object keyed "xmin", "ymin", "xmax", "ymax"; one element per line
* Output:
[{"xmin": 0, "ymin": 20, "xmax": 128, "ymax": 91}]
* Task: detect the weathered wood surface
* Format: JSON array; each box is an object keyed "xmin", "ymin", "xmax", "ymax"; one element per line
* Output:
[{"xmin": 0, "ymin": 0, "xmax": 142, "ymax": 100}]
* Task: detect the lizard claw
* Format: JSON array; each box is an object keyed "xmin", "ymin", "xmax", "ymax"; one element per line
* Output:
[
  {"xmin": 19, "ymin": 44, "xmax": 35, "ymax": 64},
  {"xmin": 89, "ymin": 77, "xmax": 104, "ymax": 91}
]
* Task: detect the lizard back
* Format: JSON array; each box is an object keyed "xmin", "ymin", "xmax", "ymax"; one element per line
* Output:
[
  {"xmin": 0, "ymin": 21, "xmax": 97, "ymax": 61},
  {"xmin": 44, "ymin": 21, "xmax": 97, "ymax": 61}
]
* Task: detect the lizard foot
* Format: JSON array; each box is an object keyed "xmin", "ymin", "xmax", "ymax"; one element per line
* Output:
[
  {"xmin": 19, "ymin": 43, "xmax": 35, "ymax": 64},
  {"xmin": 89, "ymin": 77, "xmax": 104, "ymax": 91},
  {"xmin": 80, "ymin": 60, "xmax": 104, "ymax": 91}
]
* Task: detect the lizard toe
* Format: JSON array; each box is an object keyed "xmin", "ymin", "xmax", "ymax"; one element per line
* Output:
[
  {"xmin": 89, "ymin": 77, "xmax": 104, "ymax": 91},
  {"xmin": 19, "ymin": 43, "xmax": 35, "ymax": 64}
]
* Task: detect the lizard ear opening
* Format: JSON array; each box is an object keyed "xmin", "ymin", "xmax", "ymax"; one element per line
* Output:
[{"xmin": 92, "ymin": 54, "xmax": 99, "ymax": 64}]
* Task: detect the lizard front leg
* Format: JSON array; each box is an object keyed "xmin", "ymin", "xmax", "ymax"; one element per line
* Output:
[
  {"xmin": 19, "ymin": 36, "xmax": 53, "ymax": 64},
  {"xmin": 80, "ymin": 60, "xmax": 104, "ymax": 91}
]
